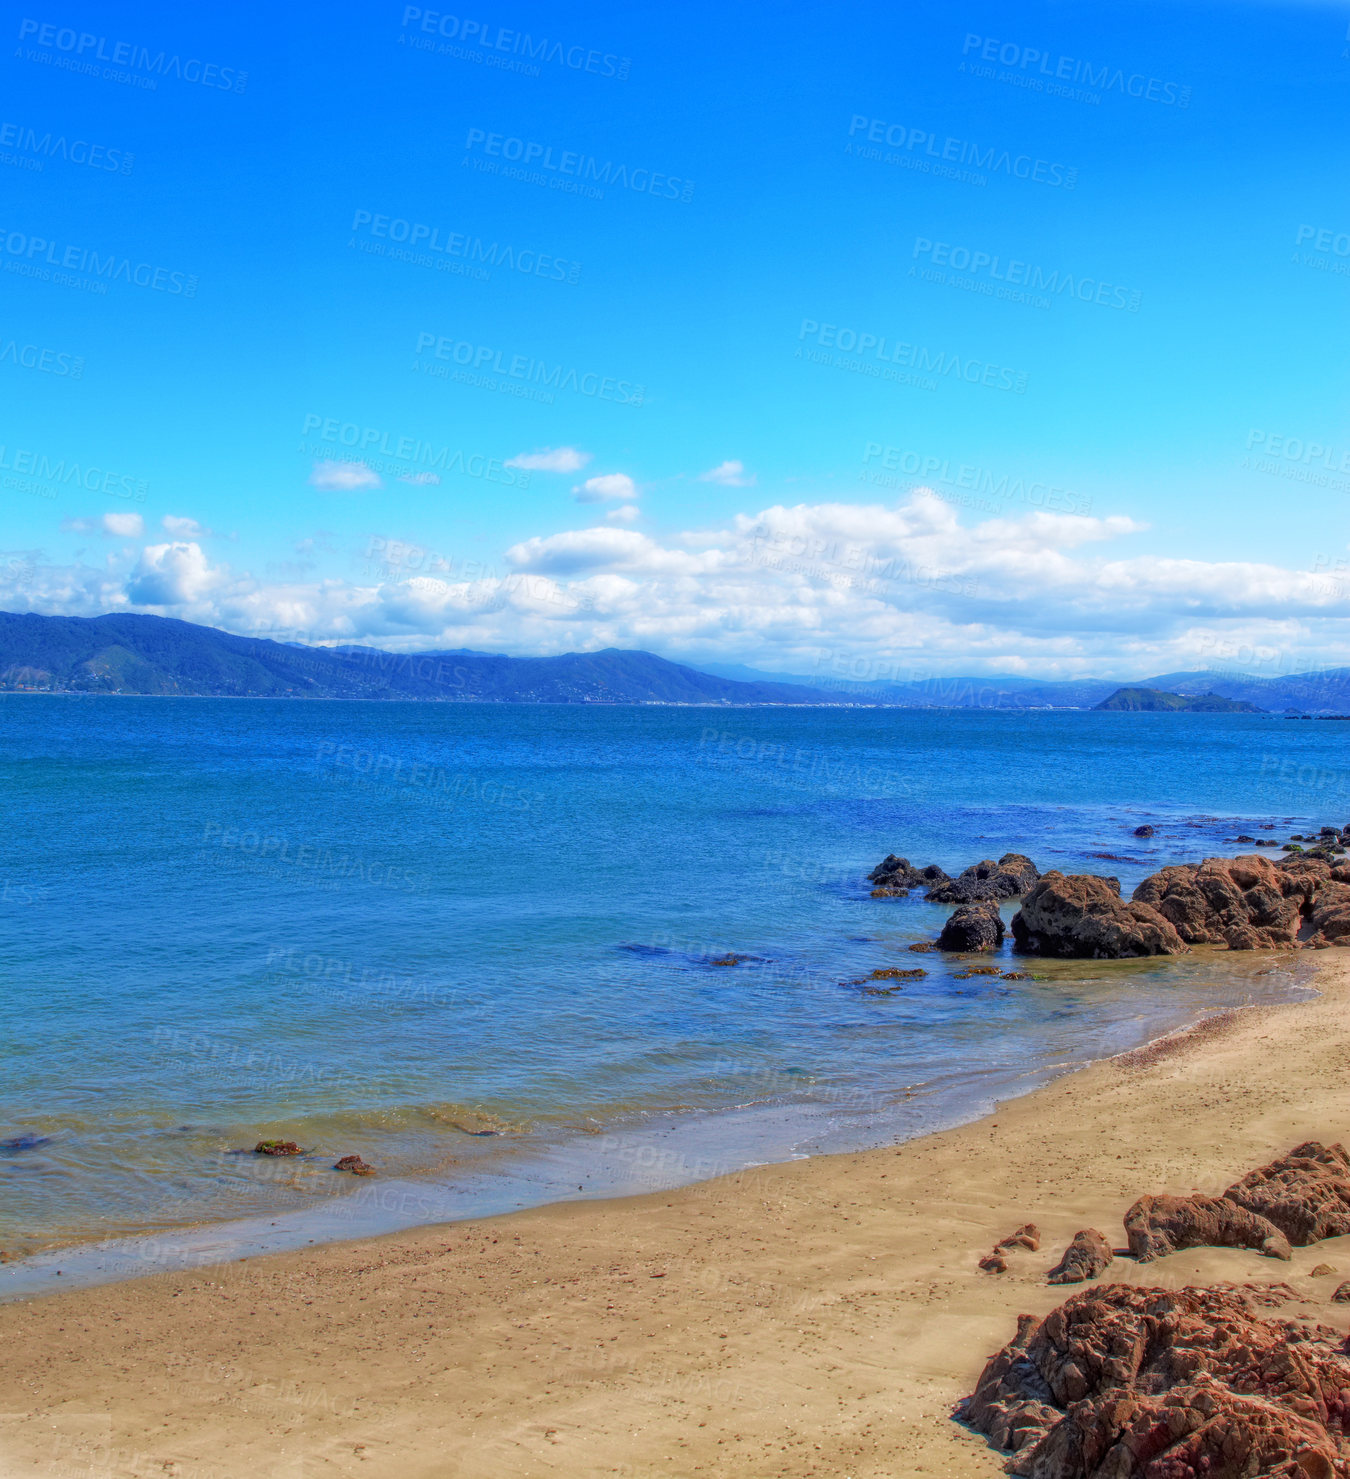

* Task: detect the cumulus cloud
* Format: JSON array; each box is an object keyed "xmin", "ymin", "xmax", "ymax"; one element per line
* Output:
[
  {"xmin": 310, "ymin": 460, "xmax": 381, "ymax": 492},
  {"xmin": 573, "ymin": 473, "xmax": 637, "ymax": 503},
  {"xmin": 162, "ymin": 515, "xmax": 213, "ymax": 538},
  {"xmin": 126, "ymin": 543, "xmax": 224, "ymax": 605},
  {"xmin": 699, "ymin": 459, "xmax": 754, "ymax": 487},
  {"xmin": 14, "ymin": 490, "xmax": 1350, "ymax": 676},
  {"xmin": 62, "ymin": 512, "xmax": 145, "ymax": 537},
  {"xmin": 605, "ymin": 505, "xmax": 641, "ymax": 523},
  {"xmin": 507, "ymin": 446, "xmax": 592, "ymax": 473}
]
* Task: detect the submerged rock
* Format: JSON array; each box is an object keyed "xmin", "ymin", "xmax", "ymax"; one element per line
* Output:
[
  {"xmin": 1010, "ymin": 872, "xmax": 1187, "ymax": 959},
  {"xmin": 1046, "ymin": 1228, "xmax": 1113, "ymax": 1285},
  {"xmin": 960, "ymin": 1283, "xmax": 1350, "ymax": 1479},
  {"xmin": 937, "ymin": 902, "xmax": 1005, "ymax": 952},
  {"xmin": 334, "ymin": 1154, "xmax": 375, "ymax": 1176},
  {"xmin": 1132, "ymin": 824, "xmax": 1154, "ymax": 837}
]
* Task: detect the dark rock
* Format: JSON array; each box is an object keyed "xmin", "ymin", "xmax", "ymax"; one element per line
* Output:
[
  {"xmin": 1011, "ymin": 872, "xmax": 1187, "ymax": 959},
  {"xmin": 334, "ymin": 1154, "xmax": 375, "ymax": 1176},
  {"xmin": 1132, "ymin": 824, "xmax": 1154, "ymax": 837},
  {"xmin": 1046, "ymin": 1229, "xmax": 1114, "ymax": 1285},
  {"xmin": 937, "ymin": 901, "xmax": 1005, "ymax": 952},
  {"xmin": 1223, "ymin": 1142, "xmax": 1350, "ymax": 1246},
  {"xmin": 959, "ymin": 1283, "xmax": 1350, "ymax": 1479},
  {"xmin": 1236, "ymin": 834, "xmax": 1257, "ymax": 843},
  {"xmin": 906, "ymin": 941, "xmax": 934, "ymax": 953},
  {"xmin": 926, "ymin": 853, "xmax": 1040, "ymax": 905},
  {"xmin": 867, "ymin": 855, "xmax": 948, "ymax": 895},
  {"xmin": 254, "ymin": 1140, "xmax": 303, "ymax": 1156},
  {"xmin": 1123, "ymin": 1192, "xmax": 1292, "ymax": 1263},
  {"xmin": 0, "ymin": 1134, "xmax": 53, "ymax": 1154}
]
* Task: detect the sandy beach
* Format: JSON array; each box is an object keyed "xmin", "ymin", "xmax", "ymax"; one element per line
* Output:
[{"xmin": 4, "ymin": 953, "xmax": 1349, "ymax": 1479}]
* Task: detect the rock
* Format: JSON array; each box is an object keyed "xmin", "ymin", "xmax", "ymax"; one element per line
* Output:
[
  {"xmin": 997, "ymin": 1224, "xmax": 1042, "ymax": 1253},
  {"xmin": 1011, "ymin": 872, "xmax": 1188, "ymax": 959},
  {"xmin": 906, "ymin": 941, "xmax": 934, "ymax": 953},
  {"xmin": 866, "ymin": 856, "xmax": 949, "ymax": 895},
  {"xmin": 959, "ymin": 1283, "xmax": 1350, "ymax": 1479},
  {"xmin": 937, "ymin": 902, "xmax": 1005, "ymax": 952},
  {"xmin": 254, "ymin": 1140, "xmax": 302, "ymax": 1156},
  {"xmin": 1123, "ymin": 1192, "xmax": 1292, "ymax": 1263},
  {"xmin": 1310, "ymin": 883, "xmax": 1350, "ymax": 945},
  {"xmin": 1131, "ymin": 854, "xmax": 1305, "ymax": 949},
  {"xmin": 979, "ymin": 1251, "xmax": 1009, "ymax": 1273},
  {"xmin": 1332, "ymin": 1282, "xmax": 1350, "ymax": 1302},
  {"xmin": 1001, "ymin": 970, "xmax": 1033, "ymax": 979},
  {"xmin": 866, "ymin": 967, "xmax": 926, "ymax": 980},
  {"xmin": 1236, "ymin": 834, "xmax": 1257, "ymax": 843},
  {"xmin": 1223, "ymin": 1142, "xmax": 1350, "ymax": 1246},
  {"xmin": 1311, "ymin": 1263, "xmax": 1337, "ymax": 1277},
  {"xmin": 926, "ymin": 853, "xmax": 1040, "ymax": 905},
  {"xmin": 1133, "ymin": 824, "xmax": 1154, "ymax": 837},
  {"xmin": 334, "ymin": 1154, "xmax": 375, "ymax": 1176},
  {"xmin": 1046, "ymin": 1229, "xmax": 1113, "ymax": 1285}
]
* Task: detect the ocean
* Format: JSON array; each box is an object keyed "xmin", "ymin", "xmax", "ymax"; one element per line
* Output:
[{"xmin": 0, "ymin": 697, "xmax": 1333, "ymax": 1292}]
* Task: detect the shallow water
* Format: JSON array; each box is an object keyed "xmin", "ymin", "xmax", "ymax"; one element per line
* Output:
[{"xmin": 0, "ymin": 698, "xmax": 1334, "ymax": 1273}]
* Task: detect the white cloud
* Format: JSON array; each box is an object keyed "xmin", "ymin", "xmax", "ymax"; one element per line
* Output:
[
  {"xmin": 573, "ymin": 473, "xmax": 637, "ymax": 503},
  {"xmin": 162, "ymin": 515, "xmax": 213, "ymax": 539},
  {"xmin": 62, "ymin": 512, "xmax": 145, "ymax": 537},
  {"xmin": 310, "ymin": 460, "xmax": 381, "ymax": 492},
  {"xmin": 506, "ymin": 446, "xmax": 592, "ymax": 473},
  {"xmin": 399, "ymin": 471, "xmax": 440, "ymax": 486},
  {"xmin": 699, "ymin": 459, "xmax": 754, "ymax": 487},
  {"xmin": 16, "ymin": 490, "xmax": 1350, "ymax": 677},
  {"xmin": 126, "ymin": 543, "xmax": 224, "ymax": 605},
  {"xmin": 605, "ymin": 505, "xmax": 641, "ymax": 523}
]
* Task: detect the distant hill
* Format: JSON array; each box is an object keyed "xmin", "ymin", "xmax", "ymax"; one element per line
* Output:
[
  {"xmin": 1094, "ymin": 686, "xmax": 1265, "ymax": 713},
  {"xmin": 0, "ymin": 613, "xmax": 835, "ymax": 704}
]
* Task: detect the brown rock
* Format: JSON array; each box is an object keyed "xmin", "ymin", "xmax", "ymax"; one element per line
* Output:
[
  {"xmin": 1224, "ymin": 1142, "xmax": 1350, "ymax": 1246},
  {"xmin": 1010, "ymin": 872, "xmax": 1188, "ymax": 959},
  {"xmin": 960, "ymin": 1283, "xmax": 1350, "ymax": 1479},
  {"xmin": 334, "ymin": 1154, "xmax": 375, "ymax": 1176},
  {"xmin": 1046, "ymin": 1229, "xmax": 1113, "ymax": 1285},
  {"xmin": 1131, "ymin": 853, "xmax": 1306, "ymax": 949},
  {"xmin": 1331, "ymin": 1282, "xmax": 1350, "ymax": 1303},
  {"xmin": 927, "ymin": 853, "xmax": 1040, "ymax": 905},
  {"xmin": 1311, "ymin": 1263, "xmax": 1337, "ymax": 1277},
  {"xmin": 1124, "ymin": 1192, "xmax": 1292, "ymax": 1262},
  {"xmin": 253, "ymin": 1140, "xmax": 302, "ymax": 1156},
  {"xmin": 979, "ymin": 1251, "xmax": 1010, "ymax": 1273},
  {"xmin": 997, "ymin": 1224, "xmax": 1042, "ymax": 1253}
]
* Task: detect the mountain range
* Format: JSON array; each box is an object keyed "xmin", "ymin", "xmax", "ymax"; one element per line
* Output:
[{"xmin": 0, "ymin": 611, "xmax": 1346, "ymax": 709}]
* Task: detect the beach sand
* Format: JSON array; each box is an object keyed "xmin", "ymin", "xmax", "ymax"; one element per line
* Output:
[{"xmin": 4, "ymin": 953, "xmax": 1350, "ymax": 1478}]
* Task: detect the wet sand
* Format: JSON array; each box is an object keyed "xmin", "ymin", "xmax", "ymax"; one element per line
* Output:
[{"xmin": 4, "ymin": 952, "xmax": 1349, "ymax": 1478}]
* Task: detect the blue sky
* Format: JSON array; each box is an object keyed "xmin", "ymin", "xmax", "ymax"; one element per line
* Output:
[{"xmin": 3, "ymin": 0, "xmax": 1349, "ymax": 677}]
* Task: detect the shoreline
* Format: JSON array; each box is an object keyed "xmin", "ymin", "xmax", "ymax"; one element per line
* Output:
[
  {"xmin": 0, "ymin": 952, "xmax": 1309, "ymax": 1300},
  {"xmin": 4, "ymin": 956, "xmax": 1350, "ymax": 1476}
]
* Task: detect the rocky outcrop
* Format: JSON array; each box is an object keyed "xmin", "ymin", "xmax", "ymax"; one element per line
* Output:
[
  {"xmin": 960, "ymin": 1283, "xmax": 1350, "ymax": 1478},
  {"xmin": 866, "ymin": 856, "xmax": 948, "ymax": 896},
  {"xmin": 1131, "ymin": 854, "xmax": 1307, "ymax": 949},
  {"xmin": 1123, "ymin": 1192, "xmax": 1292, "ymax": 1263},
  {"xmin": 1223, "ymin": 1142, "xmax": 1350, "ymax": 1246},
  {"xmin": 1046, "ymin": 1229, "xmax": 1113, "ymax": 1285},
  {"xmin": 1010, "ymin": 873, "xmax": 1188, "ymax": 959},
  {"xmin": 926, "ymin": 853, "xmax": 1040, "ymax": 905},
  {"xmin": 937, "ymin": 902, "xmax": 1005, "ymax": 952}
]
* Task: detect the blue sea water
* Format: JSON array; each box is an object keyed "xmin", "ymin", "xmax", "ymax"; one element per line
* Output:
[{"xmin": 0, "ymin": 698, "xmax": 1337, "ymax": 1277}]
